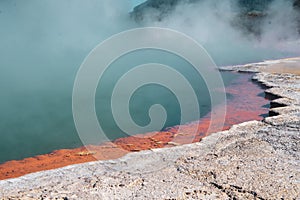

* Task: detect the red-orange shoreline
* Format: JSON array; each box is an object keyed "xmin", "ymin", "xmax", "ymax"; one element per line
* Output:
[{"xmin": 0, "ymin": 73, "xmax": 270, "ymax": 180}]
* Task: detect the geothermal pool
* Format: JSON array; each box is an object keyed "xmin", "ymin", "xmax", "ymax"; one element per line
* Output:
[
  {"xmin": 0, "ymin": 0, "xmax": 298, "ymax": 165},
  {"xmin": 0, "ymin": 60, "xmax": 236, "ymax": 164}
]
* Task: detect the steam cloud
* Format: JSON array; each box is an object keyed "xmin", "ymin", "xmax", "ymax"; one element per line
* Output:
[
  {"xmin": 135, "ymin": 0, "xmax": 300, "ymax": 65},
  {"xmin": 0, "ymin": 0, "xmax": 136, "ymax": 162}
]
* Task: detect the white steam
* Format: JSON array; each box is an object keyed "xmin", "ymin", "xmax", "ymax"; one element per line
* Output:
[{"xmin": 138, "ymin": 0, "xmax": 300, "ymax": 65}]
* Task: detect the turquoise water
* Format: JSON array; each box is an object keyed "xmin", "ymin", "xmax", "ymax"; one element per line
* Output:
[
  {"xmin": 0, "ymin": 45, "xmax": 240, "ymax": 163},
  {"xmin": 0, "ymin": 2, "xmax": 251, "ymax": 163},
  {"xmin": 1, "ymin": 0, "xmax": 294, "ymax": 164}
]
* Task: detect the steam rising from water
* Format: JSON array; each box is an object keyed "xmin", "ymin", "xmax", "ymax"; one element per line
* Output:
[
  {"xmin": 0, "ymin": 0, "xmax": 136, "ymax": 162},
  {"xmin": 0, "ymin": 0, "xmax": 299, "ymax": 162},
  {"xmin": 137, "ymin": 0, "xmax": 300, "ymax": 65}
]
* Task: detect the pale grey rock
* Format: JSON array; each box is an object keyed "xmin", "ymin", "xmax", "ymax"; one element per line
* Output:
[{"xmin": 270, "ymin": 105, "xmax": 300, "ymax": 115}]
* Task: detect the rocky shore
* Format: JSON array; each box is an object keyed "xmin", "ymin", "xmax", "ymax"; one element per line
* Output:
[{"xmin": 0, "ymin": 58, "xmax": 299, "ymax": 199}]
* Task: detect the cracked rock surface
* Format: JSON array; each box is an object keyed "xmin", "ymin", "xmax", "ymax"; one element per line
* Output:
[{"xmin": 1, "ymin": 58, "xmax": 300, "ymax": 199}]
